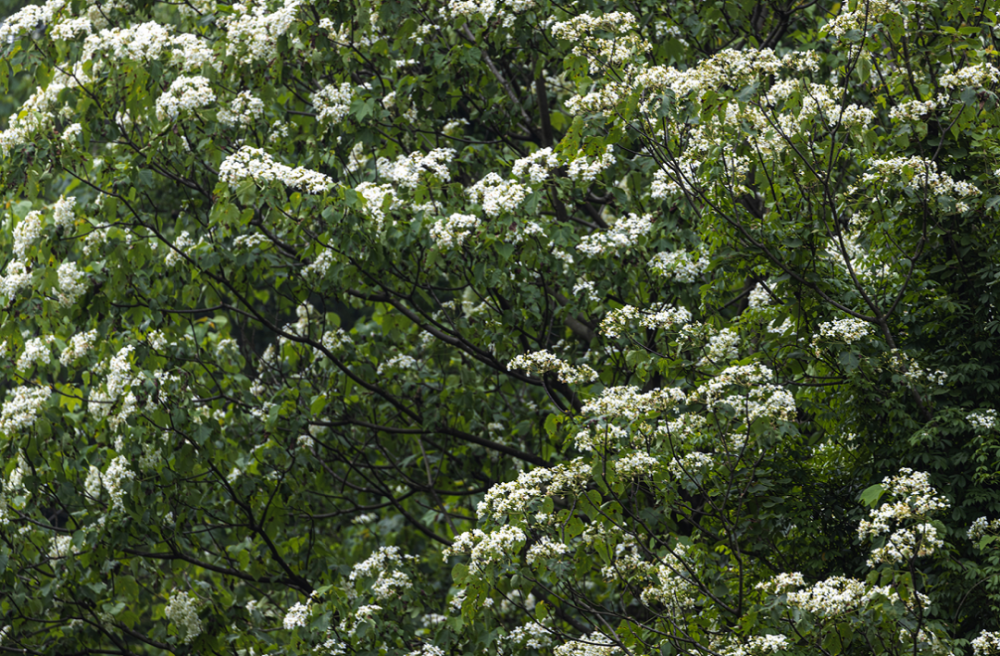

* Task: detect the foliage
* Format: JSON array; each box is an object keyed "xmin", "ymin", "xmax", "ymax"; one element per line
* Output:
[{"xmin": 1, "ymin": 0, "xmax": 1000, "ymax": 654}]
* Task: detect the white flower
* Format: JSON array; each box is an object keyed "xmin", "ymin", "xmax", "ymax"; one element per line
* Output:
[
  {"xmin": 349, "ymin": 546, "xmax": 416, "ymax": 600},
  {"xmin": 51, "ymin": 195, "xmax": 76, "ymax": 229},
  {"xmin": 648, "ymin": 250, "xmax": 709, "ymax": 283},
  {"xmin": 49, "ymin": 534, "xmax": 74, "ymax": 559},
  {"xmin": 467, "ymin": 173, "xmax": 528, "ymax": 217},
  {"xmin": 512, "ymin": 148, "xmax": 560, "ymax": 183},
  {"xmin": 165, "ymin": 591, "xmax": 203, "ymax": 644},
  {"xmin": 0, "ymin": 260, "xmax": 32, "ymax": 298},
  {"xmin": 283, "ymin": 601, "xmax": 311, "ymax": 629},
  {"xmin": 56, "ymin": 261, "xmax": 87, "ymax": 306},
  {"xmin": 218, "ymin": 90, "xmax": 265, "ymax": 126},
  {"xmin": 430, "ymin": 213, "xmax": 480, "ymax": 250},
  {"xmin": 566, "ymin": 146, "xmax": 615, "ymax": 182},
  {"xmin": 155, "ymin": 75, "xmax": 215, "ymax": 121},
  {"xmin": 13, "ymin": 211, "xmax": 43, "ymax": 260},
  {"xmin": 17, "ymin": 336, "xmax": 55, "ymax": 371},
  {"xmin": 102, "ymin": 456, "xmax": 135, "ymax": 512},
  {"xmin": 973, "ymin": 631, "xmax": 1000, "ymax": 656},
  {"xmin": 0, "ymin": 386, "xmax": 51, "ymax": 434},
  {"xmin": 380, "ymin": 149, "xmax": 455, "ymax": 189},
  {"xmin": 312, "ymin": 83, "xmax": 353, "ymax": 123},
  {"xmin": 815, "ymin": 317, "xmax": 872, "ymax": 345},
  {"xmin": 223, "ymin": 0, "xmax": 304, "ymax": 60},
  {"xmin": 508, "ymin": 350, "xmax": 598, "ymax": 384},
  {"xmin": 354, "ymin": 182, "xmax": 399, "ymax": 231},
  {"xmin": 577, "ymin": 213, "xmax": 652, "ymax": 257},
  {"xmin": 968, "ymin": 409, "xmax": 998, "ymax": 433},
  {"xmin": 219, "ymin": 146, "xmax": 333, "ymax": 194}
]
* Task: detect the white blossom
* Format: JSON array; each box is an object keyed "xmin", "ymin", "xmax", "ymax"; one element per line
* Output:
[
  {"xmin": 218, "ymin": 91, "xmax": 265, "ymax": 126},
  {"xmin": 312, "ymin": 83, "xmax": 353, "ymax": 123},
  {"xmin": 508, "ymin": 350, "xmax": 598, "ymax": 384},
  {"xmin": 219, "ymin": 146, "xmax": 333, "ymax": 194},
  {"xmin": 155, "ymin": 76, "xmax": 216, "ymax": 121},
  {"xmin": 0, "ymin": 386, "xmax": 51, "ymax": 434},
  {"xmin": 467, "ymin": 173, "xmax": 528, "ymax": 217},
  {"xmin": 56, "ymin": 261, "xmax": 87, "ymax": 306},
  {"xmin": 165, "ymin": 591, "xmax": 202, "ymax": 644}
]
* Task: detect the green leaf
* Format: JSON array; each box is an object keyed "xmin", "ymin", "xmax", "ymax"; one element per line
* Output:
[{"xmin": 860, "ymin": 484, "xmax": 885, "ymax": 508}]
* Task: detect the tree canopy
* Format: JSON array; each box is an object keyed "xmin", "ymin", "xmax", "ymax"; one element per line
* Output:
[{"xmin": 2, "ymin": 0, "xmax": 1000, "ymax": 653}]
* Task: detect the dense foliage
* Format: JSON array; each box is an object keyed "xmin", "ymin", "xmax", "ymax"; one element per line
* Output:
[{"xmin": 2, "ymin": 0, "xmax": 1000, "ymax": 653}]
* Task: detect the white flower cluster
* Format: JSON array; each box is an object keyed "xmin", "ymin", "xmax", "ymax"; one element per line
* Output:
[
  {"xmin": 156, "ymin": 75, "xmax": 216, "ymax": 121},
  {"xmin": 940, "ymin": 62, "xmax": 1000, "ymax": 89},
  {"xmin": 886, "ymin": 350, "xmax": 948, "ymax": 386},
  {"xmin": 814, "ymin": 317, "xmax": 872, "ymax": 346},
  {"xmin": 51, "ymin": 195, "xmax": 76, "ymax": 230},
  {"xmin": 51, "ymin": 15, "xmax": 93, "ymax": 41},
  {"xmin": 582, "ymin": 385, "xmax": 687, "ymax": 420},
  {"xmin": 0, "ymin": 261, "xmax": 32, "ymax": 298},
  {"xmin": 0, "ymin": 68, "xmax": 84, "ymax": 158},
  {"xmin": 49, "ymin": 534, "xmax": 74, "ymax": 560},
  {"xmin": 697, "ymin": 328, "xmax": 741, "ymax": 366},
  {"xmin": 467, "ymin": 173, "xmax": 529, "ymax": 217},
  {"xmin": 355, "ymin": 182, "xmax": 399, "ymax": 231},
  {"xmin": 858, "ymin": 468, "xmax": 949, "ymax": 566},
  {"xmin": 635, "ymin": 47, "xmax": 817, "ymax": 99},
  {"xmin": 648, "ymin": 250, "xmax": 709, "ymax": 283},
  {"xmin": 667, "ymin": 452, "xmax": 714, "ymax": 481},
  {"xmin": 222, "ymin": 0, "xmax": 303, "ymax": 60},
  {"xmin": 508, "ymin": 350, "xmax": 598, "ymax": 384},
  {"xmin": 218, "ymin": 91, "xmax": 264, "ymax": 126},
  {"xmin": 0, "ymin": 386, "xmax": 51, "ymax": 434},
  {"xmin": 600, "ymin": 304, "xmax": 691, "ymax": 338},
  {"xmin": 13, "ymin": 211, "xmax": 44, "ymax": 260},
  {"xmin": 312, "ymin": 83, "xmax": 353, "ymax": 123},
  {"xmin": 566, "ymin": 147, "xmax": 615, "ymax": 183},
  {"xmin": 967, "ymin": 409, "xmax": 998, "ymax": 433},
  {"xmin": 476, "ymin": 459, "xmax": 590, "ymax": 520},
  {"xmin": 614, "ymin": 451, "xmax": 660, "ymax": 478},
  {"xmin": 719, "ymin": 635, "xmax": 789, "ymax": 656},
  {"xmin": 692, "ymin": 363, "xmax": 796, "ymax": 423},
  {"xmin": 552, "ymin": 13, "xmax": 648, "ymax": 73},
  {"xmin": 57, "ymin": 261, "xmax": 88, "ymax": 307},
  {"xmin": 377, "ymin": 354, "xmax": 418, "ymax": 375},
  {"xmin": 219, "ymin": 146, "xmax": 333, "ymax": 194},
  {"xmin": 967, "ymin": 516, "xmax": 998, "ymax": 541},
  {"xmin": 430, "ymin": 213, "xmax": 480, "ymax": 250},
  {"xmin": 103, "ymin": 455, "xmax": 135, "ymax": 512},
  {"xmin": 973, "ymin": 632, "xmax": 1000, "ymax": 656},
  {"xmin": 446, "ymin": 0, "xmax": 534, "ymax": 28},
  {"xmin": 165, "ymin": 590, "xmax": 203, "ymax": 644},
  {"xmin": 513, "ymin": 148, "xmax": 560, "ymax": 183},
  {"xmin": 0, "ymin": 0, "xmax": 65, "ymax": 43},
  {"xmin": 82, "ymin": 22, "xmax": 216, "ymax": 71},
  {"xmin": 747, "ymin": 285, "xmax": 775, "ymax": 309},
  {"xmin": 889, "ymin": 96, "xmax": 945, "ymax": 122},
  {"xmin": 756, "ymin": 571, "xmax": 806, "ymax": 593},
  {"xmin": 785, "ymin": 576, "xmax": 897, "ymax": 616},
  {"xmin": 17, "ymin": 336, "xmax": 54, "ymax": 371},
  {"xmin": 446, "ymin": 525, "xmax": 527, "ymax": 570},
  {"xmin": 553, "ymin": 632, "xmax": 621, "ymax": 656},
  {"xmin": 860, "ymin": 156, "xmax": 980, "ymax": 207},
  {"xmin": 106, "ymin": 345, "xmax": 135, "ymax": 398},
  {"xmin": 348, "ymin": 546, "xmax": 416, "ymax": 601},
  {"xmin": 380, "ymin": 149, "xmax": 455, "ymax": 189},
  {"xmin": 823, "ymin": 0, "xmax": 920, "ymax": 37},
  {"xmin": 283, "ymin": 601, "xmax": 311, "ymax": 629},
  {"xmin": 577, "ymin": 213, "xmax": 652, "ymax": 257},
  {"xmin": 526, "ymin": 536, "xmax": 569, "ymax": 564}
]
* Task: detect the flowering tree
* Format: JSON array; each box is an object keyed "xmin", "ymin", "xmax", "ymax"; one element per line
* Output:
[{"xmin": 2, "ymin": 0, "xmax": 1000, "ymax": 653}]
